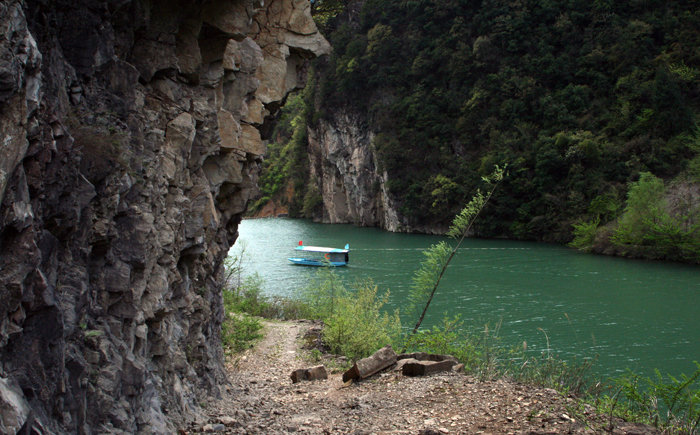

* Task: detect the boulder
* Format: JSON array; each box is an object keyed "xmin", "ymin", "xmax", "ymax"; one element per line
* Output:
[
  {"xmin": 397, "ymin": 352, "xmax": 458, "ymax": 364},
  {"xmin": 290, "ymin": 365, "xmax": 328, "ymax": 383}
]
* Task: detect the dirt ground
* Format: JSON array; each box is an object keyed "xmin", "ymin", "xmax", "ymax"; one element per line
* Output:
[{"xmin": 188, "ymin": 320, "xmax": 658, "ymax": 434}]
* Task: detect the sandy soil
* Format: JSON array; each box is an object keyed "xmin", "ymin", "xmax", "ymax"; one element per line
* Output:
[{"xmin": 188, "ymin": 320, "xmax": 658, "ymax": 434}]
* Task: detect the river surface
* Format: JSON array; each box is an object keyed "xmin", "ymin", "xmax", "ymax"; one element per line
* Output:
[{"xmin": 232, "ymin": 218, "xmax": 700, "ymax": 381}]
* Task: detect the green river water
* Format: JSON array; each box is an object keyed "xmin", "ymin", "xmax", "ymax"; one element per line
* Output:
[{"xmin": 232, "ymin": 218, "xmax": 700, "ymax": 381}]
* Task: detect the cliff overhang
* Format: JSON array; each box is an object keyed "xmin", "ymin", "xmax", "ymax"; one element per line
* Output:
[{"xmin": 0, "ymin": 0, "xmax": 328, "ymax": 433}]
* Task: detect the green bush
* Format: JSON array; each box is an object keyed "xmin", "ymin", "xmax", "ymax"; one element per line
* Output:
[
  {"xmin": 223, "ymin": 274, "xmax": 267, "ymax": 315},
  {"xmin": 221, "ymin": 313, "xmax": 264, "ymax": 355},
  {"xmin": 323, "ymin": 280, "xmax": 401, "ymax": 361},
  {"xmin": 611, "ymin": 172, "xmax": 700, "ymax": 262},
  {"xmin": 302, "ymin": 269, "xmax": 401, "ymax": 361},
  {"xmin": 569, "ymin": 218, "xmax": 600, "ymax": 251},
  {"xmin": 598, "ymin": 363, "xmax": 700, "ymax": 433}
]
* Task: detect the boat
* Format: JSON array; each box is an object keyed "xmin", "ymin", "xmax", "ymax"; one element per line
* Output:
[{"xmin": 288, "ymin": 241, "xmax": 350, "ymax": 267}]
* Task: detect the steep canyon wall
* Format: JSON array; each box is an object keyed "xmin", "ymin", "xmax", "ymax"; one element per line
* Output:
[
  {"xmin": 306, "ymin": 110, "xmax": 404, "ymax": 231},
  {"xmin": 307, "ymin": 110, "xmax": 446, "ymax": 234},
  {"xmin": 0, "ymin": 0, "xmax": 328, "ymax": 433}
]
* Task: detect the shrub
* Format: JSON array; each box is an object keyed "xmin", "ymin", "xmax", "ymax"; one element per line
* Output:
[
  {"xmin": 301, "ymin": 269, "xmax": 401, "ymax": 361},
  {"xmin": 599, "ymin": 363, "xmax": 700, "ymax": 433},
  {"xmin": 612, "ymin": 172, "xmax": 700, "ymax": 262},
  {"xmin": 569, "ymin": 218, "xmax": 600, "ymax": 251},
  {"xmin": 221, "ymin": 312, "xmax": 264, "ymax": 355}
]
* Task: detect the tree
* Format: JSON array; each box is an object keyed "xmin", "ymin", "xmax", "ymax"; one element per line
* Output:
[{"xmin": 407, "ymin": 165, "xmax": 506, "ymax": 336}]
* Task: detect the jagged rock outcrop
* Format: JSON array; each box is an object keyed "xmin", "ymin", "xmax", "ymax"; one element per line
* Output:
[
  {"xmin": 307, "ymin": 109, "xmax": 449, "ymax": 233},
  {"xmin": 0, "ymin": 0, "xmax": 328, "ymax": 433},
  {"xmin": 307, "ymin": 110, "xmax": 403, "ymax": 230}
]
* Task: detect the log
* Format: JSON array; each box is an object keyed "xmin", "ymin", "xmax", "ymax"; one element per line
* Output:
[
  {"xmin": 342, "ymin": 345, "xmax": 397, "ymax": 382},
  {"xmin": 402, "ymin": 359, "xmax": 456, "ymax": 377},
  {"xmin": 290, "ymin": 365, "xmax": 328, "ymax": 383}
]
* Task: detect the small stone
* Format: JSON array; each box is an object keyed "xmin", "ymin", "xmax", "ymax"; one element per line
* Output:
[
  {"xmin": 219, "ymin": 416, "xmax": 236, "ymax": 426},
  {"xmin": 202, "ymin": 423, "xmax": 225, "ymax": 432}
]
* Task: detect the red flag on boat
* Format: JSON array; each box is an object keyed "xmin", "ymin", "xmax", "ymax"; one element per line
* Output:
[{"xmin": 298, "ymin": 240, "xmax": 303, "ymax": 246}]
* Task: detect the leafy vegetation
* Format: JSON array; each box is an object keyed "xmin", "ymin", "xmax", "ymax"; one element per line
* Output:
[
  {"xmin": 570, "ymin": 171, "xmax": 700, "ymax": 261},
  {"xmin": 248, "ymin": 76, "xmax": 318, "ymax": 217},
  {"xmin": 408, "ymin": 166, "xmax": 505, "ymax": 334},
  {"xmin": 302, "ymin": 268, "xmax": 402, "ymax": 361},
  {"xmin": 595, "ymin": 364, "xmax": 700, "ymax": 433},
  {"xmin": 251, "ymin": 0, "xmax": 700, "ymax": 262},
  {"xmin": 330, "ymin": 0, "xmax": 696, "ymax": 225}
]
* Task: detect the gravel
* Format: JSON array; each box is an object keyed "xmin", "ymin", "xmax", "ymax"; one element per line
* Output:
[{"xmin": 186, "ymin": 320, "xmax": 658, "ymax": 434}]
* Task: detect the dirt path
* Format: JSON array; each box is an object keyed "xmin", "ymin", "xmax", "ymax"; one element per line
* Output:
[{"xmin": 194, "ymin": 320, "xmax": 657, "ymax": 434}]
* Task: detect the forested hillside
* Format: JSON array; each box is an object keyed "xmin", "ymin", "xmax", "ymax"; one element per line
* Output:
[{"xmin": 256, "ymin": 0, "xmax": 700, "ymax": 262}]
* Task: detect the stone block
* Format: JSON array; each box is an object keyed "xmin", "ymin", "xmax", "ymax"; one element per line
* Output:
[
  {"xmin": 402, "ymin": 360, "xmax": 456, "ymax": 377},
  {"xmin": 290, "ymin": 365, "xmax": 328, "ymax": 383},
  {"xmin": 342, "ymin": 345, "xmax": 396, "ymax": 382}
]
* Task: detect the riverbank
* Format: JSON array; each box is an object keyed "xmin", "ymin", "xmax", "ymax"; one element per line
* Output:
[
  {"xmin": 233, "ymin": 218, "xmax": 700, "ymax": 381},
  {"xmin": 188, "ymin": 319, "xmax": 658, "ymax": 434}
]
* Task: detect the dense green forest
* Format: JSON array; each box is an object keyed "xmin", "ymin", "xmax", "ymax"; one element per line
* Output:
[{"xmin": 257, "ymin": 0, "xmax": 700, "ymax": 262}]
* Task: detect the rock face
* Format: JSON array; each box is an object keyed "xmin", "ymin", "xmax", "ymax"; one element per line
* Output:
[
  {"xmin": 306, "ymin": 110, "xmax": 446, "ymax": 234},
  {"xmin": 307, "ymin": 110, "xmax": 405, "ymax": 231},
  {"xmin": 0, "ymin": 0, "xmax": 328, "ymax": 433}
]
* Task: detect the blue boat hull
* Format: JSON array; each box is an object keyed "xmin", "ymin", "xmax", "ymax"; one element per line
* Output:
[{"xmin": 288, "ymin": 257, "xmax": 347, "ymax": 267}]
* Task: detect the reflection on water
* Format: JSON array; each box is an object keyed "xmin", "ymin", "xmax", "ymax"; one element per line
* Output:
[{"xmin": 232, "ymin": 218, "xmax": 700, "ymax": 380}]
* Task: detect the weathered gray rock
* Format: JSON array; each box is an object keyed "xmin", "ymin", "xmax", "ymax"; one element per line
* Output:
[
  {"xmin": 0, "ymin": 0, "xmax": 328, "ymax": 433},
  {"xmin": 306, "ymin": 110, "xmax": 406, "ymax": 231},
  {"xmin": 342, "ymin": 345, "xmax": 397, "ymax": 382},
  {"xmin": 0, "ymin": 377, "xmax": 30, "ymax": 434},
  {"xmin": 290, "ymin": 365, "xmax": 328, "ymax": 383},
  {"xmin": 0, "ymin": 0, "xmax": 41, "ymax": 206}
]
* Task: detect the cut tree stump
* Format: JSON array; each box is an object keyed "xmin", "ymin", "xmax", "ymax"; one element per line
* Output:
[
  {"xmin": 402, "ymin": 359, "xmax": 456, "ymax": 377},
  {"xmin": 290, "ymin": 365, "xmax": 328, "ymax": 383},
  {"xmin": 342, "ymin": 345, "xmax": 397, "ymax": 382}
]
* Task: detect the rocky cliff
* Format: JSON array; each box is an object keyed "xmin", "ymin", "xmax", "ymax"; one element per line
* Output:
[
  {"xmin": 306, "ymin": 109, "xmax": 447, "ymax": 234},
  {"xmin": 306, "ymin": 110, "xmax": 404, "ymax": 231},
  {"xmin": 0, "ymin": 0, "xmax": 328, "ymax": 433}
]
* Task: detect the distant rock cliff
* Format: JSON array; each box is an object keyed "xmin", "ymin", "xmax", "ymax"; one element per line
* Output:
[
  {"xmin": 0, "ymin": 0, "xmax": 328, "ymax": 433},
  {"xmin": 307, "ymin": 110, "xmax": 404, "ymax": 231},
  {"xmin": 306, "ymin": 109, "xmax": 447, "ymax": 234}
]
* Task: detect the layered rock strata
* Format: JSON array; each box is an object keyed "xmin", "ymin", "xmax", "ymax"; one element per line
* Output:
[
  {"xmin": 307, "ymin": 110, "xmax": 413, "ymax": 232},
  {"xmin": 0, "ymin": 0, "xmax": 328, "ymax": 433}
]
